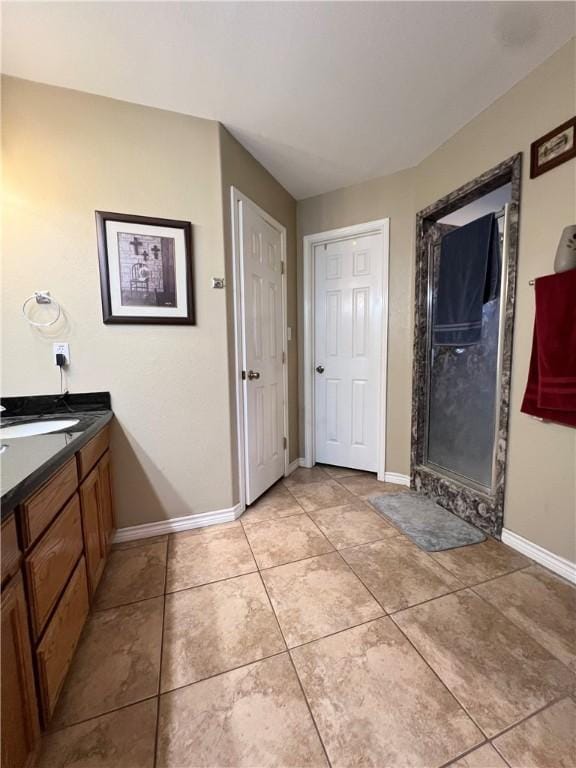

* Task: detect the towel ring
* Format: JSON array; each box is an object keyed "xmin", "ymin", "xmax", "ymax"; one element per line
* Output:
[{"xmin": 22, "ymin": 292, "xmax": 62, "ymax": 327}]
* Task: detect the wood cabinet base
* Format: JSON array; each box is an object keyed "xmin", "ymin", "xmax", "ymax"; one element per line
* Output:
[{"xmin": 1, "ymin": 423, "xmax": 115, "ymax": 762}]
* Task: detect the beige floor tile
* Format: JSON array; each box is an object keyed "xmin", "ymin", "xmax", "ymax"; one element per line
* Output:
[
  {"xmin": 262, "ymin": 552, "xmax": 383, "ymax": 647},
  {"xmin": 37, "ymin": 699, "xmax": 157, "ymax": 768},
  {"xmin": 291, "ymin": 618, "xmax": 482, "ymax": 767},
  {"xmin": 94, "ymin": 540, "xmax": 167, "ymax": 610},
  {"xmin": 112, "ymin": 535, "xmax": 168, "ymax": 550},
  {"xmin": 492, "ymin": 698, "xmax": 576, "ymax": 768},
  {"xmin": 309, "ymin": 502, "xmax": 400, "ymax": 549},
  {"xmin": 449, "ymin": 744, "xmax": 508, "ymax": 767},
  {"xmin": 166, "ymin": 522, "xmax": 256, "ymax": 592},
  {"xmin": 474, "ymin": 565, "xmax": 576, "ymax": 672},
  {"xmin": 430, "ymin": 538, "xmax": 531, "ymax": 586},
  {"xmin": 394, "ymin": 589, "xmax": 574, "ymax": 737},
  {"xmin": 240, "ymin": 483, "xmax": 303, "ymax": 524},
  {"xmin": 243, "ymin": 513, "xmax": 334, "ymax": 568},
  {"xmin": 339, "ymin": 475, "xmax": 408, "ymax": 499},
  {"xmin": 287, "ymin": 479, "xmax": 356, "ymax": 512},
  {"xmin": 340, "ymin": 537, "xmax": 463, "ymax": 612},
  {"xmin": 161, "ymin": 572, "xmax": 285, "ymax": 692},
  {"xmin": 157, "ymin": 654, "xmax": 328, "ymax": 768},
  {"xmin": 52, "ymin": 597, "xmax": 163, "ymax": 728},
  {"xmin": 319, "ymin": 465, "xmax": 372, "ymax": 479},
  {"xmin": 283, "ymin": 465, "xmax": 330, "ymax": 486}
]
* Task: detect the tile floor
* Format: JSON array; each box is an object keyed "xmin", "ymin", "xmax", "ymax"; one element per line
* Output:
[{"xmin": 39, "ymin": 465, "xmax": 576, "ymax": 767}]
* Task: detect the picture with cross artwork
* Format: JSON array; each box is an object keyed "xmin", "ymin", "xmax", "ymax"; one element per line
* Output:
[
  {"xmin": 117, "ymin": 232, "xmax": 177, "ymax": 307},
  {"xmin": 96, "ymin": 211, "xmax": 195, "ymax": 324}
]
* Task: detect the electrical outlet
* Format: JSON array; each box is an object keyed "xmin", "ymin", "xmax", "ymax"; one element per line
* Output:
[{"xmin": 53, "ymin": 342, "xmax": 70, "ymax": 366}]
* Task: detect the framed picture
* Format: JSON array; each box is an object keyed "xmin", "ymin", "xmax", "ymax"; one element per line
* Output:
[
  {"xmin": 96, "ymin": 211, "xmax": 195, "ymax": 324},
  {"xmin": 530, "ymin": 117, "xmax": 576, "ymax": 179}
]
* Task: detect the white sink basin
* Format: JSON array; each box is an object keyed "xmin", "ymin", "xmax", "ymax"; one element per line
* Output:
[{"xmin": 0, "ymin": 419, "xmax": 79, "ymax": 438}]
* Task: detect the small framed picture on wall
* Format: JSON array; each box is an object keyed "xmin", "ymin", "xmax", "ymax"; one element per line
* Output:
[
  {"xmin": 96, "ymin": 211, "xmax": 195, "ymax": 324},
  {"xmin": 530, "ymin": 117, "xmax": 576, "ymax": 179}
]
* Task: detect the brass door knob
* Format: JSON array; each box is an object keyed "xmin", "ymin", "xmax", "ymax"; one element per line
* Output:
[{"xmin": 247, "ymin": 370, "xmax": 261, "ymax": 380}]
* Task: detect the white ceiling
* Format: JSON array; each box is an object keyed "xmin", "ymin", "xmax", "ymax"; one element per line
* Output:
[{"xmin": 2, "ymin": 2, "xmax": 574, "ymax": 199}]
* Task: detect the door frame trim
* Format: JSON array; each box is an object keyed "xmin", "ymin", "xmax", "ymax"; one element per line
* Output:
[
  {"xmin": 302, "ymin": 218, "xmax": 390, "ymax": 479},
  {"xmin": 231, "ymin": 187, "xmax": 289, "ymax": 510}
]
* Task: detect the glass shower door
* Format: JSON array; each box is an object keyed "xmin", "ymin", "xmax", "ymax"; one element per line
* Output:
[{"xmin": 425, "ymin": 210, "xmax": 506, "ymax": 493}]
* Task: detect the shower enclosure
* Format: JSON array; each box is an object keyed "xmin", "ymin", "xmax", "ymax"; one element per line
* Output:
[{"xmin": 411, "ymin": 155, "xmax": 522, "ymax": 537}]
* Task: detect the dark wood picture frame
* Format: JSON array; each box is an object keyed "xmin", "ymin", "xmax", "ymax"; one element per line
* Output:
[
  {"xmin": 530, "ymin": 116, "xmax": 576, "ymax": 179},
  {"xmin": 96, "ymin": 211, "xmax": 195, "ymax": 325}
]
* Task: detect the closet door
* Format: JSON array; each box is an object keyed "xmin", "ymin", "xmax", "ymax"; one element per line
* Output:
[
  {"xmin": 240, "ymin": 198, "xmax": 286, "ymax": 504},
  {"xmin": 314, "ymin": 232, "xmax": 383, "ymax": 471}
]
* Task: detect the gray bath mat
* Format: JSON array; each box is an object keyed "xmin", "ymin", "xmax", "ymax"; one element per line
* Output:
[{"xmin": 370, "ymin": 492, "xmax": 486, "ymax": 552}]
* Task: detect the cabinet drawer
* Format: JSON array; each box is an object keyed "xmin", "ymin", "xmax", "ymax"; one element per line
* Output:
[
  {"xmin": 1, "ymin": 516, "xmax": 21, "ymax": 585},
  {"xmin": 77, "ymin": 426, "xmax": 109, "ymax": 481},
  {"xmin": 25, "ymin": 494, "xmax": 83, "ymax": 639},
  {"xmin": 21, "ymin": 459, "xmax": 78, "ymax": 548},
  {"xmin": 36, "ymin": 557, "xmax": 89, "ymax": 722}
]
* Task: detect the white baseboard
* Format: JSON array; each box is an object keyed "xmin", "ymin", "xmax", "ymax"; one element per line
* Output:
[
  {"xmin": 501, "ymin": 528, "xmax": 576, "ymax": 585},
  {"xmin": 113, "ymin": 503, "xmax": 243, "ymax": 544},
  {"xmin": 384, "ymin": 472, "xmax": 410, "ymax": 486},
  {"xmin": 285, "ymin": 459, "xmax": 300, "ymax": 476},
  {"xmin": 298, "ymin": 457, "xmax": 310, "ymax": 468}
]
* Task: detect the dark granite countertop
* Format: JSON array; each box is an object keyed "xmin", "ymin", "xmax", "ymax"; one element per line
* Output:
[{"xmin": 0, "ymin": 392, "xmax": 113, "ymax": 519}]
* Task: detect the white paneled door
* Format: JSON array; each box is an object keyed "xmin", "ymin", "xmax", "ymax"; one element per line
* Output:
[
  {"xmin": 239, "ymin": 198, "xmax": 286, "ymax": 504},
  {"xmin": 314, "ymin": 232, "xmax": 384, "ymax": 471}
]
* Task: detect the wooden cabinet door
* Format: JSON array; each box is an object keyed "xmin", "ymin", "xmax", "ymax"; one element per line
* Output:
[
  {"xmin": 98, "ymin": 451, "xmax": 115, "ymax": 552},
  {"xmin": 79, "ymin": 466, "xmax": 106, "ymax": 597},
  {"xmin": 1, "ymin": 573, "xmax": 40, "ymax": 768},
  {"xmin": 36, "ymin": 558, "xmax": 89, "ymax": 722}
]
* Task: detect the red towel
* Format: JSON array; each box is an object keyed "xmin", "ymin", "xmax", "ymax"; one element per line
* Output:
[{"xmin": 521, "ymin": 269, "xmax": 576, "ymax": 427}]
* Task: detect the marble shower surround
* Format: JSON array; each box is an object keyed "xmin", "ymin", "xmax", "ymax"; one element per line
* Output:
[{"xmin": 411, "ymin": 154, "xmax": 522, "ymax": 537}]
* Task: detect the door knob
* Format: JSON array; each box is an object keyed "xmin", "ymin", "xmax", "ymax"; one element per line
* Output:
[
  {"xmin": 247, "ymin": 370, "xmax": 261, "ymax": 380},
  {"xmin": 316, "ymin": 365, "xmax": 325, "ymax": 374}
]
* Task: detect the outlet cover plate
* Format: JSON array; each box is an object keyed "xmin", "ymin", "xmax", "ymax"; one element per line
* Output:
[{"xmin": 53, "ymin": 342, "xmax": 70, "ymax": 365}]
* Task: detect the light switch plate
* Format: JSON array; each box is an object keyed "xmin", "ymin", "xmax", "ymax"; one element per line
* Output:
[
  {"xmin": 287, "ymin": 327, "xmax": 292, "ymax": 341},
  {"xmin": 53, "ymin": 342, "xmax": 70, "ymax": 365}
]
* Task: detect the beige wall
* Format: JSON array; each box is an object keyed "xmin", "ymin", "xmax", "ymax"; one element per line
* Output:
[
  {"xmin": 1, "ymin": 77, "xmax": 234, "ymax": 527},
  {"xmin": 297, "ymin": 39, "xmax": 576, "ymax": 560},
  {"xmin": 218, "ymin": 127, "xmax": 299, "ymax": 483},
  {"xmin": 297, "ymin": 169, "xmax": 415, "ymax": 477},
  {"xmin": 1, "ymin": 78, "xmax": 299, "ymax": 529}
]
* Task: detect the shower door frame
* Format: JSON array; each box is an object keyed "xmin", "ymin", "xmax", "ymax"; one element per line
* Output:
[{"xmin": 411, "ymin": 154, "xmax": 522, "ymax": 538}]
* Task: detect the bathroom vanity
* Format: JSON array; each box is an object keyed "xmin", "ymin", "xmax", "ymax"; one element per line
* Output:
[{"xmin": 0, "ymin": 393, "xmax": 114, "ymax": 768}]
